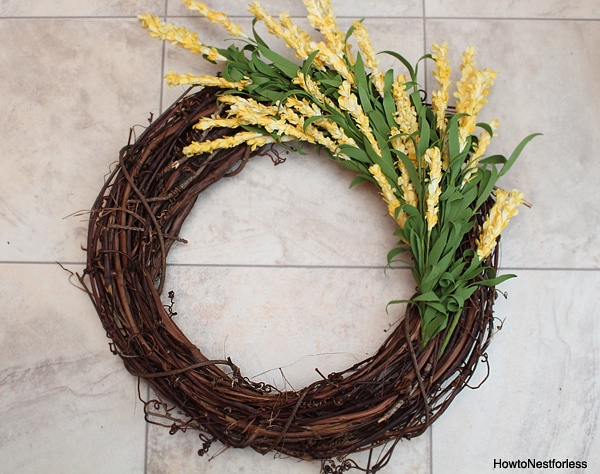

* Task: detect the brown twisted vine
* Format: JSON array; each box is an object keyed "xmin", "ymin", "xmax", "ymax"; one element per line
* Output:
[{"xmin": 81, "ymin": 86, "xmax": 499, "ymax": 473}]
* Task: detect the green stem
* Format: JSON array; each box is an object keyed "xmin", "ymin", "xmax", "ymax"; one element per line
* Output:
[{"xmin": 439, "ymin": 309, "xmax": 461, "ymax": 356}]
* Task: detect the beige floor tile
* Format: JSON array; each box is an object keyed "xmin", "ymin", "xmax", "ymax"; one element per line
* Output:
[
  {"xmin": 425, "ymin": 0, "xmax": 600, "ymax": 19},
  {"xmin": 1, "ymin": 2, "xmax": 598, "ymax": 474},
  {"xmin": 161, "ymin": 265, "xmax": 413, "ymax": 386},
  {"xmin": 425, "ymin": 19, "xmax": 600, "ymax": 269},
  {"xmin": 0, "ymin": 0, "xmax": 165, "ymax": 17},
  {"xmin": 0, "ymin": 18, "xmax": 163, "ymax": 263},
  {"xmin": 0, "ymin": 264, "xmax": 147, "ymax": 473},
  {"xmin": 431, "ymin": 270, "xmax": 600, "ymax": 473}
]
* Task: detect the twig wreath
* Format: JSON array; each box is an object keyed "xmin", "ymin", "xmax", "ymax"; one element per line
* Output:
[{"xmin": 82, "ymin": 1, "xmax": 537, "ymax": 472}]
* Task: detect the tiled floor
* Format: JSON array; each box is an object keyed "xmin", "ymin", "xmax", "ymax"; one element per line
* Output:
[{"xmin": 1, "ymin": 1, "xmax": 598, "ymax": 473}]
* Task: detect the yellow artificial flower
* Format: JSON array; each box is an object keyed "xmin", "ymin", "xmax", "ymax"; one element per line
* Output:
[
  {"xmin": 475, "ymin": 188, "xmax": 525, "ymax": 260},
  {"xmin": 286, "ymin": 97, "xmax": 356, "ymax": 155},
  {"xmin": 193, "ymin": 117, "xmax": 243, "ymax": 130},
  {"xmin": 137, "ymin": 13, "xmax": 224, "ymax": 60},
  {"xmin": 431, "ymin": 42, "xmax": 451, "ymax": 131},
  {"xmin": 391, "ymin": 75, "xmax": 418, "ymax": 164},
  {"xmin": 369, "ymin": 164, "xmax": 401, "ymax": 220},
  {"xmin": 424, "ymin": 146, "xmax": 443, "ymax": 231},
  {"xmin": 164, "ymin": 70, "xmax": 249, "ymax": 90},
  {"xmin": 392, "ymin": 75, "xmax": 418, "ymax": 133},
  {"xmin": 338, "ymin": 81, "xmax": 380, "ymax": 155},
  {"xmin": 303, "ymin": 0, "xmax": 345, "ymax": 56},
  {"xmin": 183, "ymin": 131, "xmax": 267, "ymax": 155},
  {"xmin": 293, "ymin": 72, "xmax": 340, "ymax": 111},
  {"xmin": 279, "ymin": 12, "xmax": 318, "ymax": 62},
  {"xmin": 183, "ymin": 0, "xmax": 247, "ymax": 38},
  {"xmin": 246, "ymin": 135, "xmax": 280, "ymax": 149},
  {"xmin": 279, "ymin": 12, "xmax": 313, "ymax": 46},
  {"xmin": 218, "ymin": 95, "xmax": 281, "ymax": 117},
  {"xmin": 396, "ymin": 161, "xmax": 418, "ymax": 228},
  {"xmin": 351, "ymin": 20, "xmax": 385, "ymax": 95},
  {"xmin": 249, "ymin": 2, "xmax": 318, "ymax": 64},
  {"xmin": 454, "ymin": 46, "xmax": 497, "ymax": 151},
  {"xmin": 313, "ymin": 41, "xmax": 355, "ymax": 83}
]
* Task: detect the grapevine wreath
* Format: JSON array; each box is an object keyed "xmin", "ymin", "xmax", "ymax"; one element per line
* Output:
[{"xmin": 82, "ymin": 1, "xmax": 537, "ymax": 472}]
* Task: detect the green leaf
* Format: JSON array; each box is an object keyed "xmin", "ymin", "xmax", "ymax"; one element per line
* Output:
[
  {"xmin": 416, "ymin": 106, "xmax": 430, "ymax": 159},
  {"xmin": 387, "ymin": 246, "xmax": 408, "ymax": 265},
  {"xmin": 474, "ymin": 273, "xmax": 517, "ymax": 287},
  {"xmin": 252, "ymin": 51, "xmax": 283, "ymax": 78},
  {"xmin": 427, "ymin": 227, "xmax": 450, "ymax": 266},
  {"xmin": 257, "ymin": 43, "xmax": 300, "ymax": 79},
  {"xmin": 479, "ymin": 154, "xmax": 507, "ymax": 165},
  {"xmin": 476, "ymin": 121, "xmax": 495, "ymax": 137},
  {"xmin": 338, "ymin": 144, "xmax": 372, "ymax": 163},
  {"xmin": 476, "ymin": 166, "xmax": 499, "ymax": 208},
  {"xmin": 391, "ymin": 148, "xmax": 424, "ymax": 198},
  {"xmin": 349, "ymin": 174, "xmax": 372, "ymax": 189},
  {"xmin": 447, "ymin": 113, "xmax": 466, "ymax": 158},
  {"xmin": 380, "ymin": 50, "xmax": 416, "ymax": 83},
  {"xmin": 383, "ymin": 69, "xmax": 396, "ymax": 127},
  {"xmin": 303, "ymin": 114, "xmax": 326, "ymax": 131},
  {"xmin": 368, "ymin": 108, "xmax": 391, "ymax": 139},
  {"xmin": 421, "ymin": 306, "xmax": 448, "ymax": 344},
  {"xmin": 498, "ymin": 133, "xmax": 542, "ymax": 178},
  {"xmin": 413, "ymin": 291, "xmax": 440, "ymax": 303},
  {"xmin": 302, "ymin": 50, "xmax": 320, "ymax": 77}
]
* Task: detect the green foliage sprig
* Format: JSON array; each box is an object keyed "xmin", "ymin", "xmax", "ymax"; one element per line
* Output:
[{"xmin": 139, "ymin": 0, "xmax": 539, "ymax": 348}]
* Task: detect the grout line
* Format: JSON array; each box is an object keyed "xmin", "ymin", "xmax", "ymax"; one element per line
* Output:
[
  {"xmin": 422, "ymin": 0, "xmax": 429, "ymax": 90},
  {"xmin": 143, "ymin": 383, "xmax": 150, "ymax": 474},
  {"xmin": 430, "ymin": 424, "xmax": 434, "ymax": 474},
  {"xmin": 158, "ymin": 14, "xmax": 600, "ymax": 22},
  {"xmin": 2, "ymin": 260, "xmax": 600, "ymax": 273},
  {"xmin": 0, "ymin": 15, "xmax": 593, "ymax": 21},
  {"xmin": 422, "ymin": 16, "xmax": 600, "ymax": 22}
]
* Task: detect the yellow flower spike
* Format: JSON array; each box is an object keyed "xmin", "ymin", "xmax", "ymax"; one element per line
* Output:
[
  {"xmin": 249, "ymin": 2, "xmax": 323, "ymax": 66},
  {"xmin": 314, "ymin": 41, "xmax": 355, "ymax": 83},
  {"xmin": 351, "ymin": 20, "xmax": 385, "ymax": 95},
  {"xmin": 395, "ymin": 161, "xmax": 418, "ymax": 228},
  {"xmin": 137, "ymin": 13, "xmax": 225, "ymax": 60},
  {"xmin": 246, "ymin": 135, "xmax": 281, "ymax": 149},
  {"xmin": 424, "ymin": 146, "xmax": 443, "ymax": 231},
  {"xmin": 278, "ymin": 12, "xmax": 320, "ymax": 63},
  {"xmin": 286, "ymin": 97, "xmax": 356, "ymax": 154},
  {"xmin": 369, "ymin": 164, "xmax": 401, "ymax": 220},
  {"xmin": 431, "ymin": 42, "xmax": 452, "ymax": 131},
  {"xmin": 218, "ymin": 95, "xmax": 280, "ymax": 117},
  {"xmin": 164, "ymin": 70, "xmax": 249, "ymax": 90},
  {"xmin": 476, "ymin": 188, "xmax": 525, "ymax": 260},
  {"xmin": 293, "ymin": 72, "xmax": 341, "ymax": 111},
  {"xmin": 183, "ymin": 0, "xmax": 247, "ymax": 38},
  {"xmin": 391, "ymin": 75, "xmax": 419, "ymax": 165},
  {"xmin": 279, "ymin": 13, "xmax": 313, "ymax": 46},
  {"xmin": 193, "ymin": 117, "xmax": 243, "ymax": 131},
  {"xmin": 183, "ymin": 131, "xmax": 267, "ymax": 156},
  {"xmin": 454, "ymin": 46, "xmax": 498, "ymax": 151},
  {"xmin": 392, "ymin": 74, "xmax": 418, "ymax": 135},
  {"xmin": 338, "ymin": 81, "xmax": 381, "ymax": 155},
  {"xmin": 303, "ymin": 0, "xmax": 345, "ymax": 56}
]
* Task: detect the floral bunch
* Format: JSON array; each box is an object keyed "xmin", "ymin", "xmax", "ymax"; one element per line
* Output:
[{"xmin": 139, "ymin": 0, "xmax": 537, "ymax": 348}]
